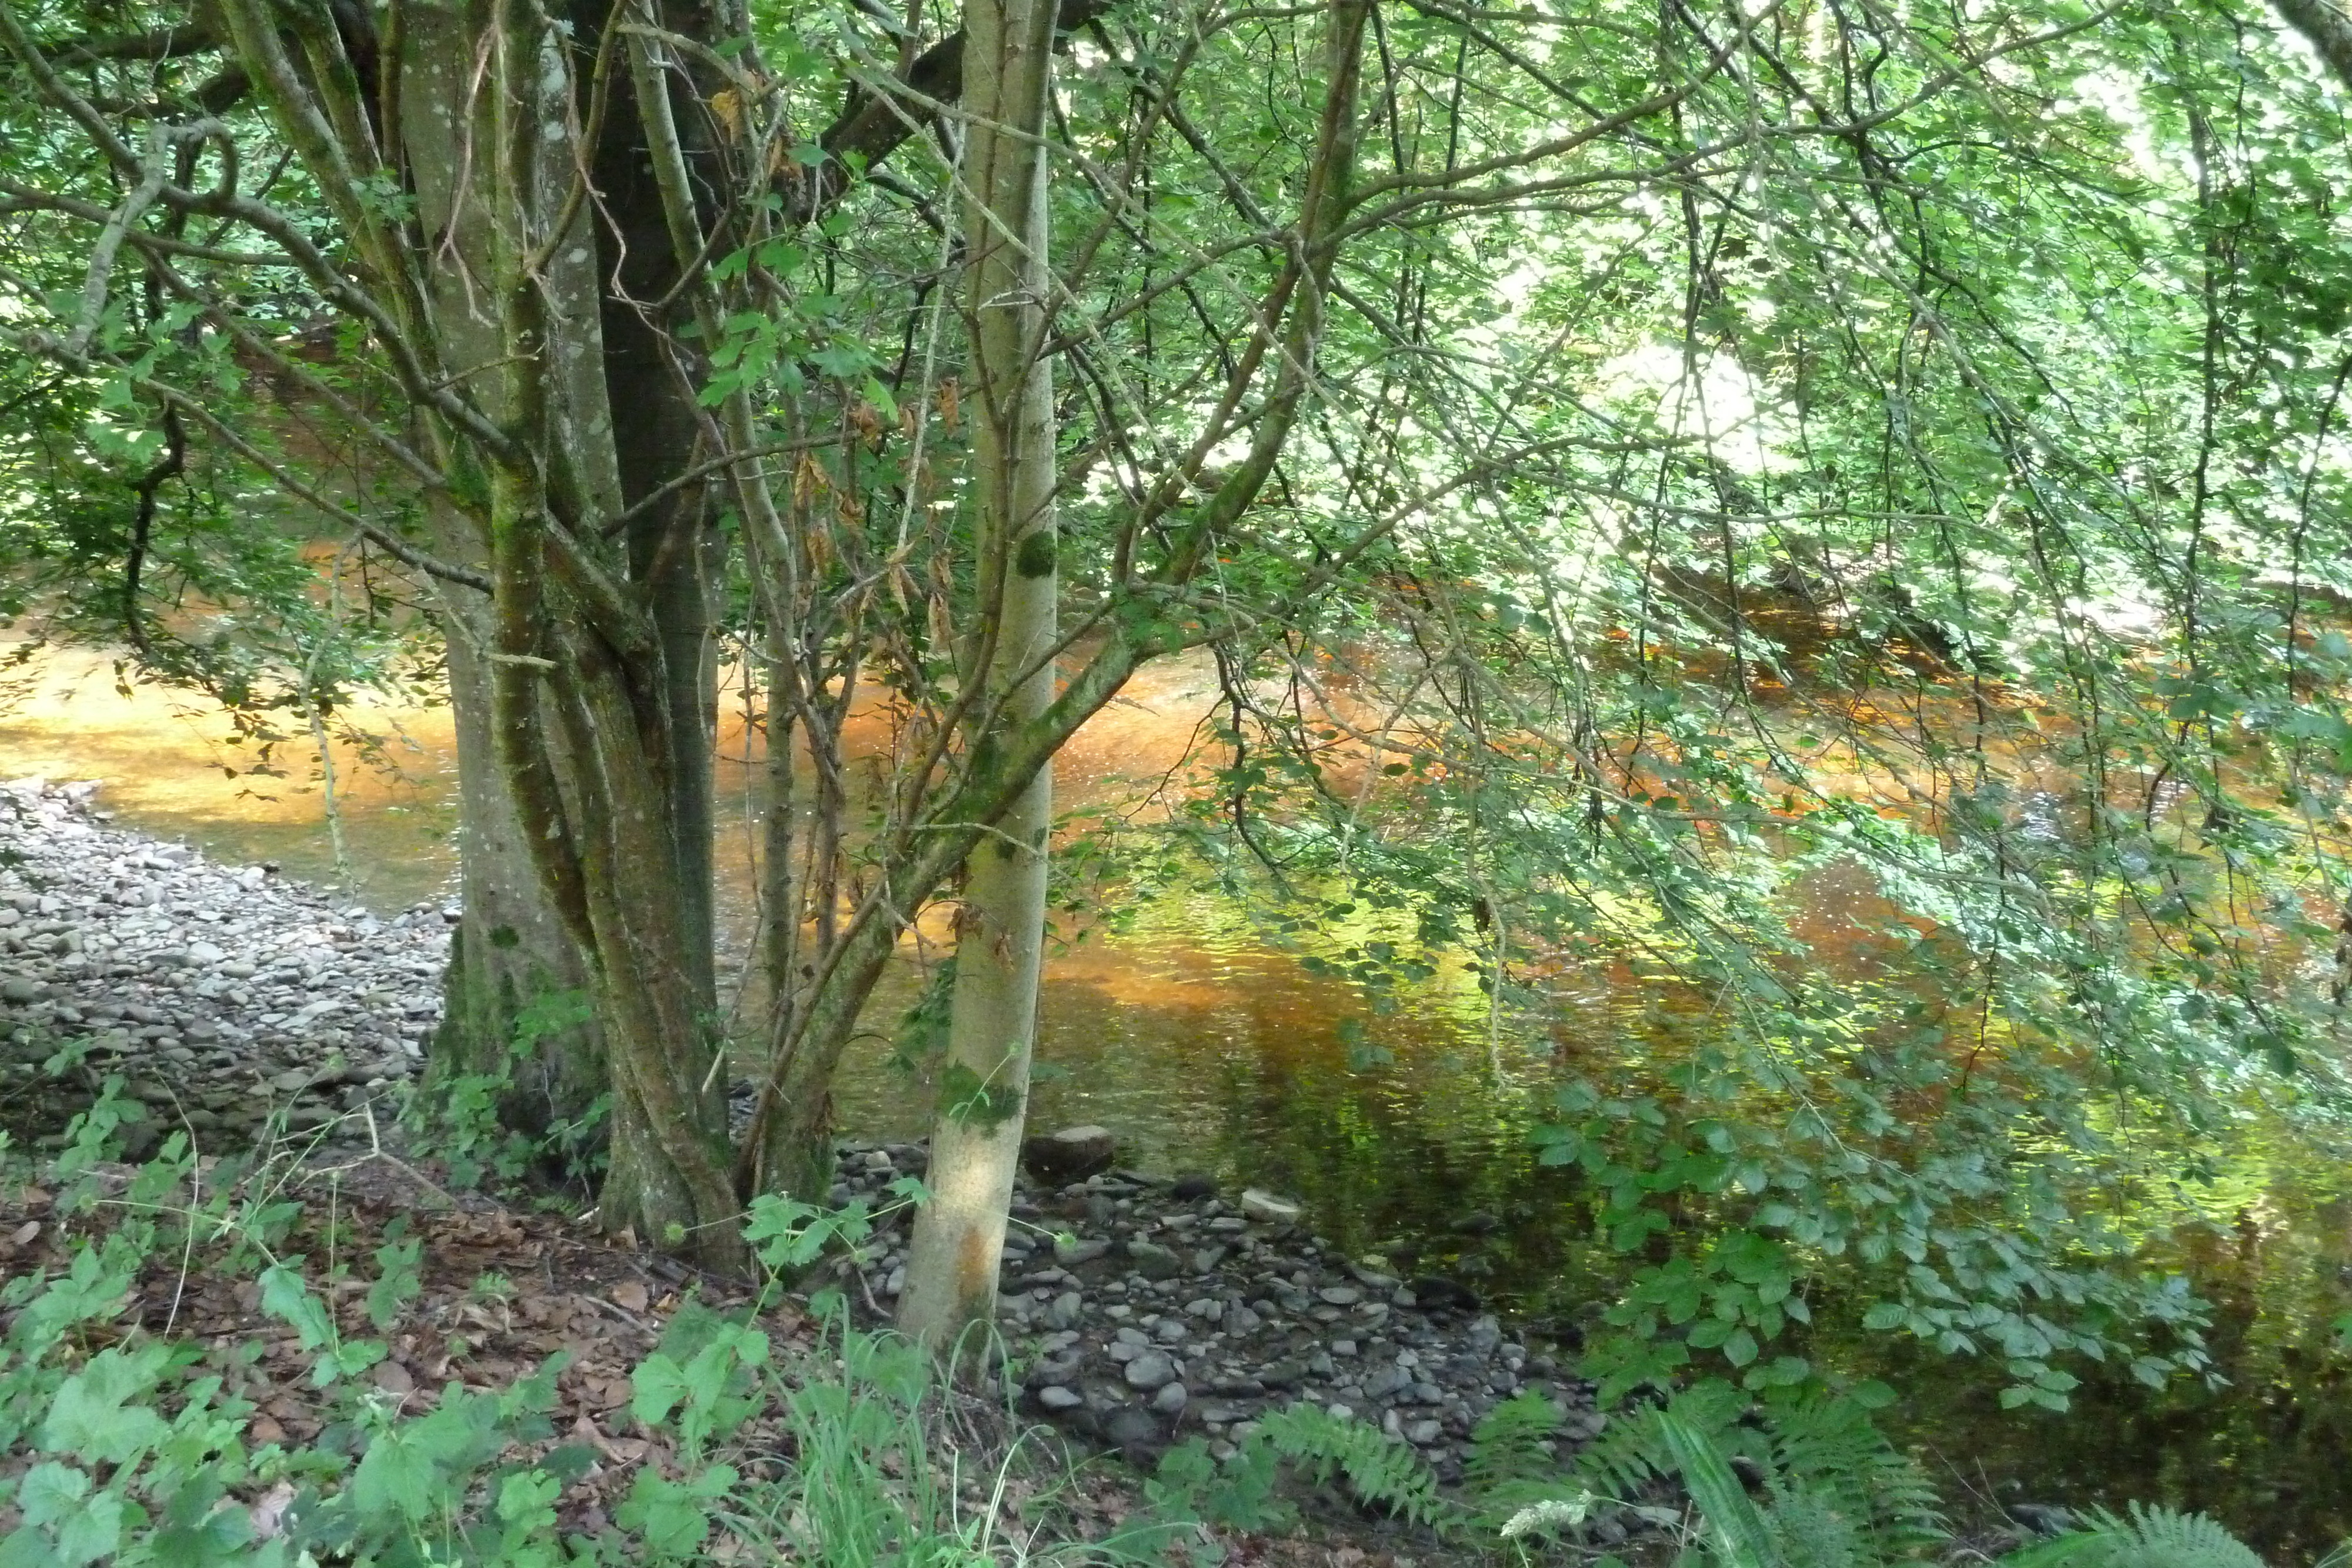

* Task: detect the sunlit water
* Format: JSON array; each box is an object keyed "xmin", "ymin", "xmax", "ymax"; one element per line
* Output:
[{"xmin": 4, "ymin": 642, "xmax": 2348, "ymax": 1557}]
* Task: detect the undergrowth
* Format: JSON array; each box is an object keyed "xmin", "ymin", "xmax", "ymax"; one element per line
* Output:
[{"xmin": 3, "ymin": 1091, "xmax": 2347, "ymax": 1567}]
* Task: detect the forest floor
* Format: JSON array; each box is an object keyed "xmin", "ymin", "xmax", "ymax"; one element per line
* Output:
[{"xmin": 0, "ymin": 1146, "xmax": 1461, "ymax": 1566}]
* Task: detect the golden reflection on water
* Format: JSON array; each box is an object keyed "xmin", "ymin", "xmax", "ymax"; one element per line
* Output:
[{"xmin": 0, "ymin": 643, "xmax": 459, "ymax": 908}]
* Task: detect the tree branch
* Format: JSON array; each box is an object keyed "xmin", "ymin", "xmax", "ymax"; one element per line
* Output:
[
  {"xmin": 44, "ymin": 21, "xmax": 220, "ymax": 61},
  {"xmin": 790, "ymin": 0, "xmax": 1116, "ymax": 223},
  {"xmin": 2273, "ymin": 0, "xmax": 2352, "ymax": 87}
]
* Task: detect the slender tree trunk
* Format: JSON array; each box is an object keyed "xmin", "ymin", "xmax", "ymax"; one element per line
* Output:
[
  {"xmin": 587, "ymin": 0, "xmax": 725, "ymax": 1019},
  {"xmin": 898, "ymin": 0, "xmax": 1060, "ymax": 1349}
]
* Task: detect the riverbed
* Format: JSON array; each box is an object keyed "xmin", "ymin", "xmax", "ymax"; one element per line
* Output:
[{"xmin": 4, "ymin": 642, "xmax": 2348, "ymax": 1558}]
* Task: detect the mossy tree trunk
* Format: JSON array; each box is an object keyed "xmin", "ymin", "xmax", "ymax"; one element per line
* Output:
[{"xmin": 896, "ymin": 0, "xmax": 1060, "ymax": 1350}]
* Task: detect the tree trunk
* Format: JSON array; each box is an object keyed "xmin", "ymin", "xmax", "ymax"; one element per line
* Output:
[
  {"xmin": 898, "ymin": 0, "xmax": 1060, "ymax": 1350},
  {"xmin": 402, "ymin": 0, "xmax": 611, "ymax": 1151},
  {"xmin": 429, "ymin": 587, "xmax": 603, "ymax": 1146},
  {"xmin": 586, "ymin": 0, "xmax": 725, "ymax": 1019}
]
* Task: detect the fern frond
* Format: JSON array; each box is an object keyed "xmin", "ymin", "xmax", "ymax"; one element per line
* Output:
[
  {"xmin": 1754, "ymin": 1395, "xmax": 1947, "ymax": 1552},
  {"xmin": 1254, "ymin": 1404, "xmax": 1450, "ymax": 1527},
  {"xmin": 1758, "ymin": 1481, "xmax": 1869, "ymax": 1568},
  {"xmin": 1566, "ymin": 1383, "xmax": 1746, "ymax": 1503},
  {"xmin": 1464, "ymin": 1392, "xmax": 1563, "ymax": 1496},
  {"xmin": 1996, "ymin": 1503, "xmax": 2266, "ymax": 1568}
]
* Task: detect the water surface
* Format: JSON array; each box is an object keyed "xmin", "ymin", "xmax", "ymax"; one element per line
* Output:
[{"xmin": 4, "ymin": 642, "xmax": 2347, "ymax": 1557}]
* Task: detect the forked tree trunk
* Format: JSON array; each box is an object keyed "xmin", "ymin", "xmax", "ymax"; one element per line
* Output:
[
  {"xmin": 897, "ymin": 0, "xmax": 1060, "ymax": 1350},
  {"xmin": 404, "ymin": 1, "xmax": 610, "ymax": 1146}
]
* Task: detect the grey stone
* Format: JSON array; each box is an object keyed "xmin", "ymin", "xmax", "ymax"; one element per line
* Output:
[
  {"xmin": 1125, "ymin": 1240, "xmax": 1182, "ymax": 1280},
  {"xmin": 1, "ymin": 978, "xmax": 42, "ymax": 1004},
  {"xmin": 1100, "ymin": 1406, "xmax": 1161, "ymax": 1447},
  {"xmin": 1406, "ymin": 1418, "xmax": 1444, "ymax": 1445},
  {"xmin": 1259, "ymin": 1359, "xmax": 1307, "ymax": 1389},
  {"xmin": 1021, "ymin": 1124, "xmax": 1116, "ymax": 1181},
  {"xmin": 1124, "ymin": 1353, "xmax": 1177, "ymax": 1391},
  {"xmin": 1319, "ymin": 1285, "xmax": 1362, "ymax": 1306},
  {"xmin": 1037, "ymin": 1385, "xmax": 1084, "ymax": 1412},
  {"xmin": 1238, "ymin": 1188, "xmax": 1301, "ymax": 1224},
  {"xmin": 1047, "ymin": 1291, "xmax": 1084, "ymax": 1329},
  {"xmin": 1054, "ymin": 1236, "xmax": 1111, "ymax": 1267},
  {"xmin": 1151, "ymin": 1380, "xmax": 1190, "ymax": 1415}
]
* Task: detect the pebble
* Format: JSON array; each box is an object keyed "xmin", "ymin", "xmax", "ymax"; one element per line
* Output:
[
  {"xmin": 1124, "ymin": 1352, "xmax": 1177, "ymax": 1390},
  {"xmin": 1240, "ymin": 1187, "xmax": 1302, "ymax": 1223},
  {"xmin": 1125, "ymin": 1240, "xmax": 1182, "ymax": 1280},
  {"xmin": 818, "ymin": 1126, "xmax": 1602, "ymax": 1496},
  {"xmin": 0, "ymin": 780, "xmax": 440, "ymax": 1151}
]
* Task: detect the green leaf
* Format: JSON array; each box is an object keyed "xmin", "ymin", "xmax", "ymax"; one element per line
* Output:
[
  {"xmin": 350, "ymin": 1428, "xmax": 438, "ymax": 1523},
  {"xmin": 1659, "ymin": 1410, "xmax": 1780, "ymax": 1568},
  {"xmin": 616, "ymin": 1466, "xmax": 737, "ymax": 1558},
  {"xmin": 51, "ymin": 1492, "xmax": 122, "ymax": 1568},
  {"xmin": 258, "ymin": 1265, "xmax": 334, "ymax": 1351},
  {"xmin": 14, "ymin": 1465, "xmax": 89, "ymax": 1530},
  {"xmin": 631, "ymin": 1353, "xmax": 691, "ymax": 1430},
  {"xmin": 1862, "ymin": 1301, "xmax": 1907, "ymax": 1332},
  {"xmin": 42, "ymin": 1348, "xmax": 171, "ymax": 1463}
]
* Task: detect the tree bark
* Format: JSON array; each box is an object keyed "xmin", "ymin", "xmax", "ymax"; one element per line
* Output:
[
  {"xmin": 402, "ymin": 0, "xmax": 611, "ymax": 1149},
  {"xmin": 897, "ymin": 0, "xmax": 1059, "ymax": 1342},
  {"xmin": 2273, "ymin": 0, "xmax": 2352, "ymax": 89},
  {"xmin": 430, "ymin": 586, "xmax": 604, "ymax": 1144}
]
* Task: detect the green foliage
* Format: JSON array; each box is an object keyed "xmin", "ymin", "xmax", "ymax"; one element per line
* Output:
[
  {"xmin": 1463, "ymin": 1392, "xmax": 1571, "ymax": 1505},
  {"xmin": 406, "ymin": 988, "xmax": 604, "ymax": 1190},
  {"xmin": 1999, "ymin": 1505, "xmax": 2269, "ymax": 1568},
  {"xmin": 0, "ymin": 1125, "xmax": 1162, "ymax": 1568},
  {"xmin": 1550, "ymin": 1383, "xmax": 1946, "ymax": 1567},
  {"xmin": 1151, "ymin": 1403, "xmax": 1447, "ymax": 1533}
]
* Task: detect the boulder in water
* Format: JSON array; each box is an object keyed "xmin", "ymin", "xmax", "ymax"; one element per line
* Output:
[{"xmin": 1021, "ymin": 1124, "xmax": 1117, "ymax": 1180}]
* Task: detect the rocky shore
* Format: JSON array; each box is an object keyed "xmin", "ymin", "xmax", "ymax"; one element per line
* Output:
[
  {"xmin": 2, "ymin": 777, "xmax": 1599, "ymax": 1492},
  {"xmin": 0, "ymin": 778, "xmax": 441, "ymax": 1152},
  {"xmin": 823, "ymin": 1142, "xmax": 1602, "ymax": 1480}
]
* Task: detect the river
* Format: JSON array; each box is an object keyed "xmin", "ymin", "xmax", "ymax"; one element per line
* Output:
[{"xmin": 3, "ymin": 641, "xmax": 2348, "ymax": 1559}]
